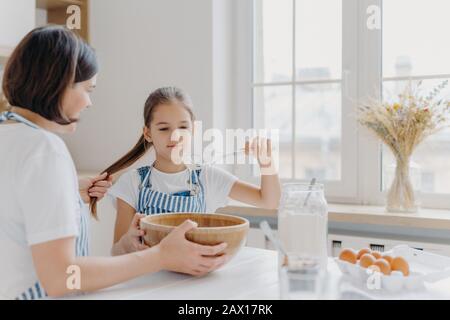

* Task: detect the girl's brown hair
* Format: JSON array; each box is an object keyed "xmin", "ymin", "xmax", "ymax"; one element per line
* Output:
[
  {"xmin": 2, "ymin": 25, "xmax": 98, "ymax": 124},
  {"xmin": 89, "ymin": 86, "xmax": 195, "ymax": 218}
]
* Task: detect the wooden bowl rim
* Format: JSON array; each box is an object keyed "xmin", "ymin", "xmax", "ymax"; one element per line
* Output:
[{"xmin": 140, "ymin": 212, "xmax": 250, "ymax": 232}]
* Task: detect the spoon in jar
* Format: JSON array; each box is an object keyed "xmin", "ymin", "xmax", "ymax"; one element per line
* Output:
[{"xmin": 302, "ymin": 178, "xmax": 317, "ymax": 207}]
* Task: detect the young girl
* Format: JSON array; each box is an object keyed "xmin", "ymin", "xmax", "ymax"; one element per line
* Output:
[{"xmin": 90, "ymin": 87, "xmax": 281, "ymax": 255}]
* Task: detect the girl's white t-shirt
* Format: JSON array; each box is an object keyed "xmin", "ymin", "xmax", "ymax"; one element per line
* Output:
[
  {"xmin": 0, "ymin": 123, "xmax": 80, "ymax": 300},
  {"xmin": 108, "ymin": 165, "xmax": 238, "ymax": 213}
]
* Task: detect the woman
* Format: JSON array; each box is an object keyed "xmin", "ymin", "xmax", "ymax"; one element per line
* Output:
[{"xmin": 0, "ymin": 26, "xmax": 227, "ymax": 300}]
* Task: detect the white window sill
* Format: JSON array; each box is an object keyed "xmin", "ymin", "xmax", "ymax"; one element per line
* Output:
[{"xmin": 219, "ymin": 200, "xmax": 450, "ymax": 231}]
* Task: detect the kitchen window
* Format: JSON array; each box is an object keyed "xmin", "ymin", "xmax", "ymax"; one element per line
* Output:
[
  {"xmin": 381, "ymin": 0, "xmax": 450, "ymax": 198},
  {"xmin": 234, "ymin": 0, "xmax": 450, "ymax": 208}
]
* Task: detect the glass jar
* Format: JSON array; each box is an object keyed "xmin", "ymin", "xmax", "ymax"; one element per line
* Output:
[{"xmin": 277, "ymin": 183, "xmax": 328, "ymax": 270}]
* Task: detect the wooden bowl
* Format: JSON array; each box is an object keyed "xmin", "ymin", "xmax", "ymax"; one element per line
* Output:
[{"xmin": 140, "ymin": 213, "xmax": 249, "ymax": 259}]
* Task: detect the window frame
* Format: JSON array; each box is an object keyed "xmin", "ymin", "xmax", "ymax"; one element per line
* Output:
[{"xmin": 233, "ymin": 0, "xmax": 450, "ymax": 209}]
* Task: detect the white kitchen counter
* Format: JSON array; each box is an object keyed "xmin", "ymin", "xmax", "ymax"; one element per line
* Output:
[
  {"xmin": 65, "ymin": 247, "xmax": 450, "ymax": 300},
  {"xmin": 67, "ymin": 247, "xmax": 280, "ymax": 300}
]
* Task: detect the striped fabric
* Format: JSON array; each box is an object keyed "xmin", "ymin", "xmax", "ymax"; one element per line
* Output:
[
  {"xmin": 0, "ymin": 112, "xmax": 89, "ymax": 300},
  {"xmin": 15, "ymin": 282, "xmax": 46, "ymax": 300},
  {"xmin": 75, "ymin": 199, "xmax": 90, "ymax": 257},
  {"xmin": 136, "ymin": 166, "xmax": 206, "ymax": 215}
]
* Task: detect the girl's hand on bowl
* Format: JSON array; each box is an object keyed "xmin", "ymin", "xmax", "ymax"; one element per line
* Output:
[
  {"xmin": 157, "ymin": 219, "xmax": 229, "ymax": 276},
  {"xmin": 122, "ymin": 213, "xmax": 149, "ymax": 252}
]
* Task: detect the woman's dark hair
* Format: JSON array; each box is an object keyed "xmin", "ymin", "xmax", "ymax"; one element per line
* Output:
[
  {"xmin": 89, "ymin": 87, "xmax": 194, "ymax": 218},
  {"xmin": 2, "ymin": 25, "xmax": 98, "ymax": 125}
]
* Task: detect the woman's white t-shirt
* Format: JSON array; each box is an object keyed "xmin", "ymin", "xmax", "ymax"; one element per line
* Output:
[
  {"xmin": 108, "ymin": 165, "xmax": 238, "ymax": 213},
  {"xmin": 0, "ymin": 123, "xmax": 80, "ymax": 299}
]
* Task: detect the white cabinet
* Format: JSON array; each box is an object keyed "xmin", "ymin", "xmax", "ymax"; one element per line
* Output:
[
  {"xmin": 245, "ymin": 227, "xmax": 277, "ymax": 251},
  {"xmin": 245, "ymin": 227, "xmax": 450, "ymax": 259},
  {"xmin": 245, "ymin": 228, "xmax": 266, "ymax": 249}
]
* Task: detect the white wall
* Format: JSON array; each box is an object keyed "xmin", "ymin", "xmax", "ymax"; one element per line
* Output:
[
  {"xmin": 0, "ymin": 0, "xmax": 35, "ymax": 112},
  {"xmin": 35, "ymin": 8, "xmax": 48, "ymax": 27},
  {"xmin": 0, "ymin": 0, "xmax": 35, "ymax": 47},
  {"xmin": 64, "ymin": 0, "xmax": 236, "ymax": 173},
  {"xmin": 212, "ymin": 0, "xmax": 234, "ymax": 135}
]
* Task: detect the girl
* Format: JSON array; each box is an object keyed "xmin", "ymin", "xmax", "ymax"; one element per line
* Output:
[
  {"xmin": 0, "ymin": 26, "xmax": 227, "ymax": 300},
  {"xmin": 90, "ymin": 87, "xmax": 281, "ymax": 255}
]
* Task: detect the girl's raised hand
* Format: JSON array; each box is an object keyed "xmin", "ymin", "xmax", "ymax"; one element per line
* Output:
[
  {"xmin": 245, "ymin": 137, "xmax": 277, "ymax": 175},
  {"xmin": 156, "ymin": 220, "xmax": 229, "ymax": 276}
]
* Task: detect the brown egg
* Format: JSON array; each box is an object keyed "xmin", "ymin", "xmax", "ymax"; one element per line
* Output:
[
  {"xmin": 381, "ymin": 254, "xmax": 393, "ymax": 264},
  {"xmin": 371, "ymin": 251, "xmax": 382, "ymax": 259},
  {"xmin": 373, "ymin": 259, "xmax": 391, "ymax": 275},
  {"xmin": 391, "ymin": 256, "xmax": 410, "ymax": 276},
  {"xmin": 359, "ymin": 253, "xmax": 376, "ymax": 268},
  {"xmin": 339, "ymin": 248, "xmax": 357, "ymax": 264},
  {"xmin": 357, "ymin": 248, "xmax": 372, "ymax": 259}
]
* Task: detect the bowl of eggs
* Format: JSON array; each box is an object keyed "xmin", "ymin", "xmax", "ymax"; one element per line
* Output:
[{"xmin": 336, "ymin": 246, "xmax": 423, "ymax": 292}]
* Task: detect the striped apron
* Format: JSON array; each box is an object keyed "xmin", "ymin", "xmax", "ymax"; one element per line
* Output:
[
  {"xmin": 136, "ymin": 165, "xmax": 206, "ymax": 214},
  {"xmin": 0, "ymin": 111, "xmax": 89, "ymax": 300}
]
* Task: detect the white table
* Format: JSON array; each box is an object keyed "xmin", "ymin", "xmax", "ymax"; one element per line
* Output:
[{"xmin": 68, "ymin": 247, "xmax": 450, "ymax": 300}]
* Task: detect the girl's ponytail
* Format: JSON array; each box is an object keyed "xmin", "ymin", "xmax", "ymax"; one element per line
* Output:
[{"xmin": 89, "ymin": 135, "xmax": 151, "ymax": 218}]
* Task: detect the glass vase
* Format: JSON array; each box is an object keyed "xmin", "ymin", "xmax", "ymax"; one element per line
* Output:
[{"xmin": 386, "ymin": 157, "xmax": 421, "ymax": 213}]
